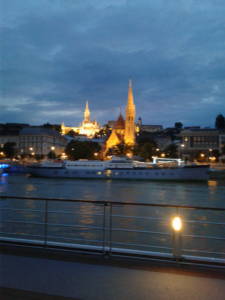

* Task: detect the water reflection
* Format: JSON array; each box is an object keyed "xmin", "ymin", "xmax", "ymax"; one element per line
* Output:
[
  {"xmin": 1, "ymin": 174, "xmax": 225, "ymax": 208},
  {"xmin": 25, "ymin": 184, "xmax": 37, "ymax": 193},
  {"xmin": 0, "ymin": 173, "xmax": 8, "ymax": 193}
]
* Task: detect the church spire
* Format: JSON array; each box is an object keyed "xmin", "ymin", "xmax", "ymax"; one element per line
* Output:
[
  {"xmin": 124, "ymin": 80, "xmax": 136, "ymax": 145},
  {"xmin": 84, "ymin": 101, "xmax": 90, "ymax": 123},
  {"xmin": 127, "ymin": 79, "xmax": 135, "ymax": 107}
]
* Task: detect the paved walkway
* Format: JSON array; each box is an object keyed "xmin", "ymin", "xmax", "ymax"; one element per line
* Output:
[{"xmin": 1, "ymin": 252, "xmax": 225, "ymax": 300}]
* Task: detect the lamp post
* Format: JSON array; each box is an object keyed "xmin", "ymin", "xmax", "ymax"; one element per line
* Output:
[{"xmin": 171, "ymin": 215, "xmax": 183, "ymax": 260}]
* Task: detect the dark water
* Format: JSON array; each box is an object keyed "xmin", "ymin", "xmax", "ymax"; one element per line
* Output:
[
  {"xmin": 1, "ymin": 174, "xmax": 225, "ymax": 260},
  {"xmin": 1, "ymin": 174, "xmax": 225, "ymax": 207}
]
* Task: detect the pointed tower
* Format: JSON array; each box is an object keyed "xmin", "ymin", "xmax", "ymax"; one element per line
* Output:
[
  {"xmin": 124, "ymin": 80, "xmax": 136, "ymax": 145},
  {"xmin": 61, "ymin": 122, "xmax": 66, "ymax": 135},
  {"xmin": 84, "ymin": 101, "xmax": 90, "ymax": 123}
]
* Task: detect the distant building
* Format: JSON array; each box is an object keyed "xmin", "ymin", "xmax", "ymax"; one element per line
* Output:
[
  {"xmin": 0, "ymin": 123, "xmax": 29, "ymax": 149},
  {"xmin": 219, "ymin": 133, "xmax": 225, "ymax": 153},
  {"xmin": 180, "ymin": 129, "xmax": 221, "ymax": 159},
  {"xmin": 105, "ymin": 81, "xmax": 136, "ymax": 153},
  {"xmin": 19, "ymin": 127, "xmax": 67, "ymax": 156},
  {"xmin": 140, "ymin": 124, "xmax": 163, "ymax": 133},
  {"xmin": 61, "ymin": 102, "xmax": 101, "ymax": 138},
  {"xmin": 106, "ymin": 121, "xmax": 116, "ymax": 130}
]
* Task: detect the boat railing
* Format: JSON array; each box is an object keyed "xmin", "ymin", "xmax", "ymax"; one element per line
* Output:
[{"xmin": 0, "ymin": 195, "xmax": 224, "ymax": 266}]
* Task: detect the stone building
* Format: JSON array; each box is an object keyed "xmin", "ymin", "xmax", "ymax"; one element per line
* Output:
[
  {"xmin": 180, "ymin": 129, "xmax": 221, "ymax": 160},
  {"xmin": 19, "ymin": 127, "xmax": 67, "ymax": 157},
  {"xmin": 61, "ymin": 102, "xmax": 101, "ymax": 138}
]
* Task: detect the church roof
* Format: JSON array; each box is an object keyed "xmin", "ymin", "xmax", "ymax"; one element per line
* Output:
[{"xmin": 114, "ymin": 113, "xmax": 125, "ymax": 129}]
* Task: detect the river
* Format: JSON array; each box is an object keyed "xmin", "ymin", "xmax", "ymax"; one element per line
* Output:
[{"xmin": 1, "ymin": 174, "xmax": 225, "ymax": 207}]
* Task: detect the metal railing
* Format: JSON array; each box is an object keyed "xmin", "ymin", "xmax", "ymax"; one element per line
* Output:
[{"xmin": 0, "ymin": 195, "xmax": 225, "ymax": 265}]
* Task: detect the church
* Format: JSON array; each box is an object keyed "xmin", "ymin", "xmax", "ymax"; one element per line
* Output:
[
  {"xmin": 105, "ymin": 80, "xmax": 136, "ymax": 152},
  {"xmin": 61, "ymin": 102, "xmax": 101, "ymax": 138}
]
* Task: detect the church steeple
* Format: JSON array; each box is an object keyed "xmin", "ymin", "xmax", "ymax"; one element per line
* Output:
[
  {"xmin": 124, "ymin": 80, "xmax": 136, "ymax": 145},
  {"xmin": 127, "ymin": 80, "xmax": 134, "ymax": 107},
  {"xmin": 84, "ymin": 101, "xmax": 90, "ymax": 123}
]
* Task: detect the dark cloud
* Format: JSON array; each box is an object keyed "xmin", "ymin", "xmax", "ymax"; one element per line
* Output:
[{"xmin": 0, "ymin": 0, "xmax": 224, "ymax": 127}]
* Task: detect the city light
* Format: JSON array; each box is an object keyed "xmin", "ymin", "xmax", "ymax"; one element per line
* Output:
[
  {"xmin": 51, "ymin": 146, "xmax": 55, "ymax": 150},
  {"xmin": 61, "ymin": 152, "xmax": 67, "ymax": 159},
  {"xmin": 172, "ymin": 216, "xmax": 182, "ymax": 232},
  {"xmin": 209, "ymin": 156, "xmax": 216, "ymax": 161}
]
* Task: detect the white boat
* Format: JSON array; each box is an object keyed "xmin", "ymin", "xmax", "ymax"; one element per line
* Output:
[{"xmin": 28, "ymin": 156, "xmax": 210, "ymax": 181}]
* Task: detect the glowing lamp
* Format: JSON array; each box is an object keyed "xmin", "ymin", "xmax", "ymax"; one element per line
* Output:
[{"xmin": 172, "ymin": 216, "xmax": 182, "ymax": 232}]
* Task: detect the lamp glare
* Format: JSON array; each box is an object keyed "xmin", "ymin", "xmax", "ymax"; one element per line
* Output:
[{"xmin": 172, "ymin": 216, "xmax": 182, "ymax": 232}]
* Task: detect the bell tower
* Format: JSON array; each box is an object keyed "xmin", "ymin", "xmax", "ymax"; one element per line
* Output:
[
  {"xmin": 124, "ymin": 80, "xmax": 136, "ymax": 145},
  {"xmin": 84, "ymin": 101, "xmax": 90, "ymax": 123}
]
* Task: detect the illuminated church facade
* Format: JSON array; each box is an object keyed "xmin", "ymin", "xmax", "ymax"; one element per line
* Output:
[
  {"xmin": 105, "ymin": 80, "xmax": 136, "ymax": 152},
  {"xmin": 61, "ymin": 102, "xmax": 101, "ymax": 138}
]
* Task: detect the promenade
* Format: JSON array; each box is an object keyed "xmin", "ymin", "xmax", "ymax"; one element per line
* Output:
[{"xmin": 1, "ymin": 248, "xmax": 225, "ymax": 300}]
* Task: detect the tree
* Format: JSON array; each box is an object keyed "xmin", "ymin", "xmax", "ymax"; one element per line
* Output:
[
  {"xmin": 215, "ymin": 114, "xmax": 225, "ymax": 130},
  {"xmin": 164, "ymin": 144, "xmax": 178, "ymax": 158},
  {"xmin": 133, "ymin": 139, "xmax": 158, "ymax": 161},
  {"xmin": 67, "ymin": 130, "xmax": 78, "ymax": 137},
  {"xmin": 175, "ymin": 122, "xmax": 183, "ymax": 130},
  {"xmin": 3, "ymin": 142, "xmax": 17, "ymax": 158},
  {"xmin": 65, "ymin": 140, "xmax": 101, "ymax": 160},
  {"xmin": 106, "ymin": 143, "xmax": 132, "ymax": 157},
  {"xmin": 47, "ymin": 151, "xmax": 57, "ymax": 159},
  {"xmin": 35, "ymin": 154, "xmax": 45, "ymax": 161},
  {"xmin": 43, "ymin": 123, "xmax": 61, "ymax": 133}
]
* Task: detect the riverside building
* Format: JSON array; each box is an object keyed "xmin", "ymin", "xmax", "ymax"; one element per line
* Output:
[{"xmin": 19, "ymin": 127, "xmax": 67, "ymax": 157}]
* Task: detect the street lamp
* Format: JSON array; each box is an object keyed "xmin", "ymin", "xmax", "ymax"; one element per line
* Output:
[
  {"xmin": 172, "ymin": 216, "xmax": 182, "ymax": 232},
  {"xmin": 171, "ymin": 215, "xmax": 183, "ymax": 259},
  {"xmin": 51, "ymin": 146, "xmax": 55, "ymax": 151}
]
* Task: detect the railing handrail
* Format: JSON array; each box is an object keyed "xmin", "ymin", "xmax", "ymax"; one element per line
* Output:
[{"xmin": 1, "ymin": 195, "xmax": 225, "ymax": 211}]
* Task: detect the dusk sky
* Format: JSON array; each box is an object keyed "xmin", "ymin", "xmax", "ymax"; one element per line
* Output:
[{"xmin": 1, "ymin": 0, "xmax": 224, "ymax": 128}]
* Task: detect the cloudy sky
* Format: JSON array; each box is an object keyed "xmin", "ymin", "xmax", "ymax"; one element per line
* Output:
[{"xmin": 0, "ymin": 0, "xmax": 224, "ymax": 127}]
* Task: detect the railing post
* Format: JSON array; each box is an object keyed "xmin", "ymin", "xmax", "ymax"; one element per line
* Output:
[
  {"xmin": 109, "ymin": 203, "xmax": 112, "ymax": 255},
  {"xmin": 102, "ymin": 202, "xmax": 112, "ymax": 257},
  {"xmin": 102, "ymin": 203, "xmax": 106, "ymax": 253},
  {"xmin": 44, "ymin": 199, "xmax": 48, "ymax": 247}
]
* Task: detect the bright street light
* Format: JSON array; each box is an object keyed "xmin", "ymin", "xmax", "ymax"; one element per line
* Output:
[{"xmin": 172, "ymin": 216, "xmax": 182, "ymax": 232}]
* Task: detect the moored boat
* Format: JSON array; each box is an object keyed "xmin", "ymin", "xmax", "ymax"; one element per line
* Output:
[{"xmin": 28, "ymin": 157, "xmax": 210, "ymax": 181}]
